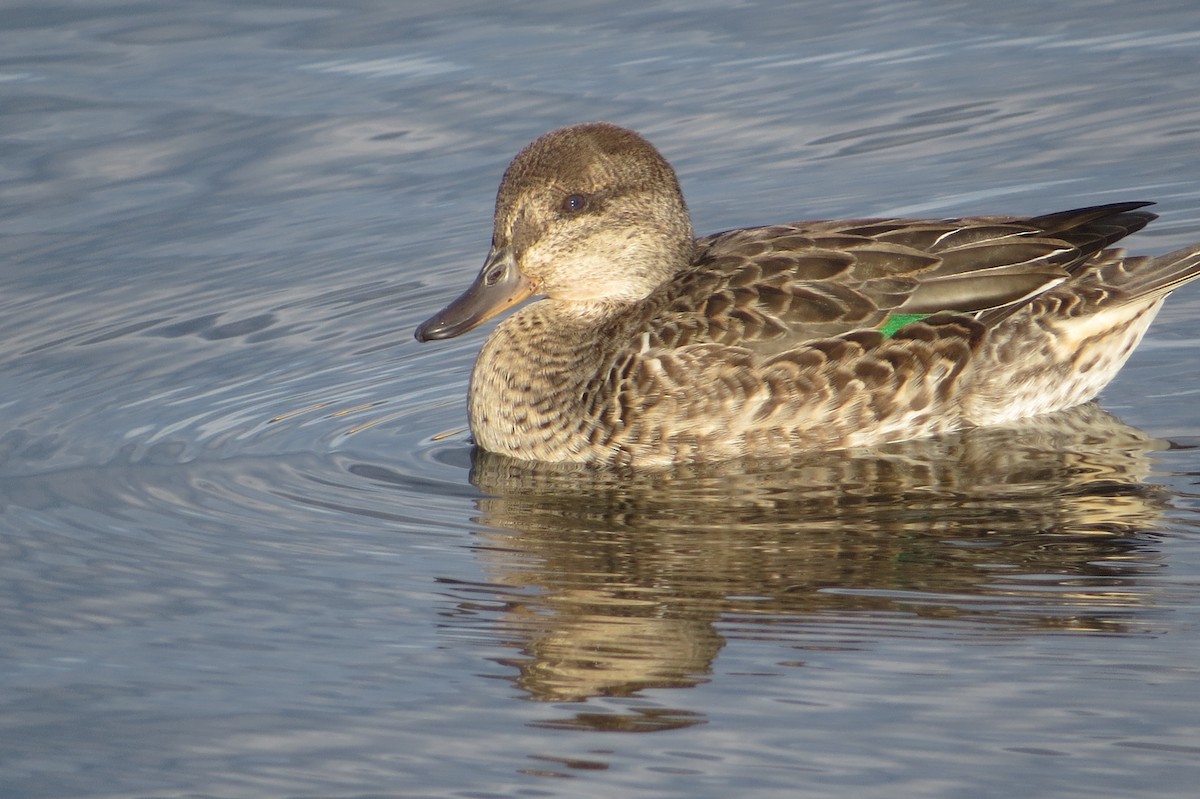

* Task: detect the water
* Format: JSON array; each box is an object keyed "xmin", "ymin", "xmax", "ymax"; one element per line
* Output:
[{"xmin": 3, "ymin": 2, "xmax": 1200, "ymax": 797}]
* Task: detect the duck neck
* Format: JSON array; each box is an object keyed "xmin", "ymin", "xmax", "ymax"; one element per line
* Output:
[{"xmin": 466, "ymin": 300, "xmax": 619, "ymax": 460}]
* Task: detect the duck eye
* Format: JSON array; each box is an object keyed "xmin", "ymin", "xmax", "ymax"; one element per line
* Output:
[{"xmin": 561, "ymin": 193, "xmax": 588, "ymax": 214}]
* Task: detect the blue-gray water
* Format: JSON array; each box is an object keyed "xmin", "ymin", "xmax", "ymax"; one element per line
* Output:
[{"xmin": 3, "ymin": 2, "xmax": 1200, "ymax": 797}]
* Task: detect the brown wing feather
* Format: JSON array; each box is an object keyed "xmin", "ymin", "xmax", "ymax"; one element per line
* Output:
[{"xmin": 636, "ymin": 202, "xmax": 1159, "ymax": 354}]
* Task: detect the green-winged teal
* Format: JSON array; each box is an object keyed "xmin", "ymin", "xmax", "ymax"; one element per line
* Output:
[{"xmin": 416, "ymin": 123, "xmax": 1200, "ymax": 466}]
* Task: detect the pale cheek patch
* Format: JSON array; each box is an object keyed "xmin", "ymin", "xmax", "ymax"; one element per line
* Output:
[{"xmin": 526, "ymin": 230, "xmax": 660, "ymax": 302}]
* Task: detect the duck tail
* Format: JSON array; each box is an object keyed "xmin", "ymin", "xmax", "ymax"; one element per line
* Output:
[{"xmin": 1095, "ymin": 243, "xmax": 1200, "ymax": 305}]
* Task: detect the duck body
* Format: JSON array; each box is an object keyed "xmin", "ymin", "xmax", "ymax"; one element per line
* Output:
[{"xmin": 415, "ymin": 123, "xmax": 1200, "ymax": 466}]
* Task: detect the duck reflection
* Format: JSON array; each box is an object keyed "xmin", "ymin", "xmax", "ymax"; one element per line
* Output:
[{"xmin": 457, "ymin": 405, "xmax": 1171, "ymax": 726}]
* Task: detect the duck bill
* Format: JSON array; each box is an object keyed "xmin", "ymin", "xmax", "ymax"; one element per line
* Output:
[{"xmin": 414, "ymin": 248, "xmax": 538, "ymax": 342}]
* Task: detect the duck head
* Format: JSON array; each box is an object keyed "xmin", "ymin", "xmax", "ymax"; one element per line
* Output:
[{"xmin": 415, "ymin": 122, "xmax": 694, "ymax": 341}]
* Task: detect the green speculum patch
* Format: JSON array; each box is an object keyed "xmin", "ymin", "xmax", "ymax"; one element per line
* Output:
[{"xmin": 878, "ymin": 313, "xmax": 931, "ymax": 339}]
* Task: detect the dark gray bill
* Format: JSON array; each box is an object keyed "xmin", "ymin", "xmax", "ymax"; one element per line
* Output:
[{"xmin": 414, "ymin": 247, "xmax": 538, "ymax": 341}]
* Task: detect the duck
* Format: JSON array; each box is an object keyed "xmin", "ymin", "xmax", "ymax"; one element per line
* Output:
[{"xmin": 414, "ymin": 122, "xmax": 1200, "ymax": 466}]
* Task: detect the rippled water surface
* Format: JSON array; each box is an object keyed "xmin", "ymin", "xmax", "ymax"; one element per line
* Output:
[{"xmin": 3, "ymin": 2, "xmax": 1200, "ymax": 797}]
